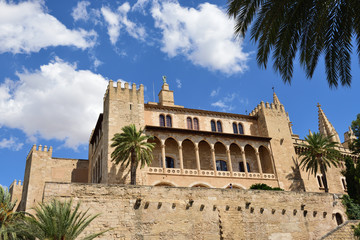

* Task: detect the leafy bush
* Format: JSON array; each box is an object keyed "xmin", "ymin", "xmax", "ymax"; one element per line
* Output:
[
  {"xmin": 249, "ymin": 183, "xmax": 284, "ymax": 191},
  {"xmin": 342, "ymin": 195, "xmax": 360, "ymax": 220}
]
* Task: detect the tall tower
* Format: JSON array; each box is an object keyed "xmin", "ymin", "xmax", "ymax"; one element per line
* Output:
[
  {"xmin": 89, "ymin": 80, "xmax": 145, "ymax": 184},
  {"xmin": 251, "ymin": 92, "xmax": 300, "ymax": 190},
  {"xmin": 317, "ymin": 103, "xmax": 341, "ymax": 143}
]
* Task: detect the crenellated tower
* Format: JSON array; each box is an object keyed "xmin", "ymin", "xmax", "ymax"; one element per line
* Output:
[
  {"xmin": 18, "ymin": 145, "xmax": 52, "ymax": 211},
  {"xmin": 250, "ymin": 92, "xmax": 300, "ymax": 190},
  {"xmin": 89, "ymin": 80, "xmax": 145, "ymax": 184}
]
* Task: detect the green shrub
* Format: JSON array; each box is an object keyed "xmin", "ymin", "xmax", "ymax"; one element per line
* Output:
[
  {"xmin": 249, "ymin": 183, "xmax": 284, "ymax": 191},
  {"xmin": 342, "ymin": 195, "xmax": 360, "ymax": 220}
]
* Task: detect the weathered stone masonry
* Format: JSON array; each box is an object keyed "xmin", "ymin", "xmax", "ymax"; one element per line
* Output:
[{"xmin": 44, "ymin": 183, "xmax": 345, "ymax": 240}]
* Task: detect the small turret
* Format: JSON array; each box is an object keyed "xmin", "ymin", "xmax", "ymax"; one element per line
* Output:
[
  {"xmin": 158, "ymin": 76, "xmax": 175, "ymax": 106},
  {"xmin": 317, "ymin": 103, "xmax": 341, "ymax": 143},
  {"xmin": 343, "ymin": 126, "xmax": 357, "ymax": 149}
]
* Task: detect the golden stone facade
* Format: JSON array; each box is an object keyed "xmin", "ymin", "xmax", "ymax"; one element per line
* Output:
[{"xmin": 10, "ymin": 80, "xmax": 360, "ymax": 239}]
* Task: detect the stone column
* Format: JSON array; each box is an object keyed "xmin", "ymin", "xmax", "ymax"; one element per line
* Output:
[
  {"xmin": 161, "ymin": 142, "xmax": 166, "ymax": 169},
  {"xmin": 226, "ymin": 148, "xmax": 233, "ymax": 176},
  {"xmin": 255, "ymin": 149, "xmax": 263, "ymax": 177},
  {"xmin": 241, "ymin": 146, "xmax": 248, "ymax": 176},
  {"xmin": 178, "ymin": 143, "xmax": 184, "ymax": 173},
  {"xmin": 210, "ymin": 145, "xmax": 217, "ymax": 173},
  {"xmin": 194, "ymin": 143, "xmax": 201, "ymax": 174}
]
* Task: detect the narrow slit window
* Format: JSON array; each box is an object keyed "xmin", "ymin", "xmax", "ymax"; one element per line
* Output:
[
  {"xmin": 211, "ymin": 120, "xmax": 216, "ymax": 132},
  {"xmin": 238, "ymin": 123, "xmax": 244, "ymax": 134},
  {"xmin": 159, "ymin": 115, "xmax": 165, "ymax": 127},
  {"xmin": 193, "ymin": 118, "xmax": 199, "ymax": 130},
  {"xmin": 233, "ymin": 123, "xmax": 238, "ymax": 134},
  {"xmin": 166, "ymin": 115, "xmax": 172, "ymax": 127},
  {"xmin": 187, "ymin": 117, "xmax": 193, "ymax": 129},
  {"xmin": 217, "ymin": 121, "xmax": 222, "ymax": 132},
  {"xmin": 317, "ymin": 175, "xmax": 323, "ymax": 188}
]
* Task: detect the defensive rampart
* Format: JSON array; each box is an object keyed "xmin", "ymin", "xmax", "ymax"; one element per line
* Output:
[{"xmin": 43, "ymin": 183, "xmax": 346, "ymax": 240}]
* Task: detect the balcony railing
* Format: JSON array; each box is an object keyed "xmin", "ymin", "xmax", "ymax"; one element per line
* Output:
[{"xmin": 147, "ymin": 167, "xmax": 276, "ymax": 179}]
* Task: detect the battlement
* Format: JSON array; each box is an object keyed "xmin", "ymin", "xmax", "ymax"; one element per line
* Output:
[
  {"xmin": 249, "ymin": 101, "xmax": 285, "ymax": 116},
  {"xmin": 26, "ymin": 144, "xmax": 53, "ymax": 160},
  {"xmin": 10, "ymin": 179, "xmax": 22, "ymax": 188},
  {"xmin": 104, "ymin": 80, "xmax": 144, "ymax": 99}
]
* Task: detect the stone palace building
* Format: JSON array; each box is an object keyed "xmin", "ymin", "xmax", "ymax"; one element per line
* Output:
[{"xmin": 9, "ymin": 79, "xmax": 360, "ymax": 239}]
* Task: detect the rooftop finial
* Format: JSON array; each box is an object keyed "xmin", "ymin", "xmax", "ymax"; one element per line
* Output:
[
  {"xmin": 272, "ymin": 86, "xmax": 275, "ymax": 93},
  {"xmin": 162, "ymin": 75, "xmax": 167, "ymax": 84},
  {"xmin": 273, "ymin": 91, "xmax": 281, "ymax": 105},
  {"xmin": 317, "ymin": 103, "xmax": 321, "ymax": 108}
]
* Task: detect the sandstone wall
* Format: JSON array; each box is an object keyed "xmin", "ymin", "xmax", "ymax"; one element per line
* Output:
[
  {"xmin": 9, "ymin": 180, "xmax": 23, "ymax": 211},
  {"xmin": 321, "ymin": 220, "xmax": 360, "ymax": 240},
  {"xmin": 19, "ymin": 145, "xmax": 88, "ymax": 211},
  {"xmin": 43, "ymin": 183, "xmax": 346, "ymax": 240}
]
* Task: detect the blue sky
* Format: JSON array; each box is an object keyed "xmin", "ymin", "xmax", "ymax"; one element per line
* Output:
[{"xmin": 0, "ymin": 0, "xmax": 359, "ymax": 187}]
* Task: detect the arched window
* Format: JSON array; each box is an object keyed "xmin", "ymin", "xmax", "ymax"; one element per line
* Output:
[
  {"xmin": 187, "ymin": 117, "xmax": 193, "ymax": 129},
  {"xmin": 216, "ymin": 160, "xmax": 227, "ymax": 171},
  {"xmin": 233, "ymin": 123, "xmax": 238, "ymax": 134},
  {"xmin": 335, "ymin": 213, "xmax": 343, "ymax": 225},
  {"xmin": 238, "ymin": 123, "xmax": 244, "ymax": 134},
  {"xmin": 317, "ymin": 175, "xmax": 323, "ymax": 188},
  {"xmin": 193, "ymin": 118, "xmax": 199, "ymax": 130},
  {"xmin": 159, "ymin": 115, "xmax": 165, "ymax": 127},
  {"xmin": 239, "ymin": 162, "xmax": 250, "ymax": 172},
  {"xmin": 211, "ymin": 120, "xmax": 216, "ymax": 132},
  {"xmin": 165, "ymin": 157, "xmax": 174, "ymax": 168},
  {"xmin": 166, "ymin": 115, "xmax": 172, "ymax": 127},
  {"xmin": 217, "ymin": 121, "xmax": 222, "ymax": 132}
]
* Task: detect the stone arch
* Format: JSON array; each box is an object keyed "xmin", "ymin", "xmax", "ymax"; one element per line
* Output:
[
  {"xmin": 214, "ymin": 142, "xmax": 227, "ymax": 171},
  {"xmin": 334, "ymin": 212, "xmax": 344, "ymax": 225},
  {"xmin": 198, "ymin": 140, "xmax": 212, "ymax": 170},
  {"xmin": 225, "ymin": 183, "xmax": 246, "ymax": 189},
  {"xmin": 259, "ymin": 145, "xmax": 273, "ymax": 173},
  {"xmin": 182, "ymin": 139, "xmax": 197, "ymax": 169},
  {"xmin": 230, "ymin": 143, "xmax": 242, "ymax": 172},
  {"xmin": 153, "ymin": 181, "xmax": 176, "ymax": 187},
  {"xmin": 190, "ymin": 182, "xmax": 212, "ymax": 188},
  {"xmin": 244, "ymin": 144, "xmax": 259, "ymax": 172},
  {"xmin": 165, "ymin": 138, "xmax": 179, "ymax": 168},
  {"xmin": 149, "ymin": 136, "xmax": 162, "ymax": 167}
]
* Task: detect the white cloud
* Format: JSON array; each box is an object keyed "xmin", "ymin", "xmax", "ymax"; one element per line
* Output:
[
  {"xmin": 176, "ymin": 79, "xmax": 182, "ymax": 88},
  {"xmin": 72, "ymin": 1, "xmax": 91, "ymax": 22},
  {"xmin": 101, "ymin": 3, "xmax": 146, "ymax": 45},
  {"xmin": 151, "ymin": 1, "xmax": 249, "ymax": 74},
  {"xmin": 0, "ymin": 137, "xmax": 23, "ymax": 151},
  {"xmin": 0, "ymin": 1, "xmax": 97, "ymax": 54},
  {"xmin": 0, "ymin": 58, "xmax": 111, "ymax": 149},
  {"xmin": 132, "ymin": 0, "xmax": 151, "ymax": 14},
  {"xmin": 210, "ymin": 88, "xmax": 220, "ymax": 97},
  {"xmin": 211, "ymin": 93, "xmax": 237, "ymax": 112}
]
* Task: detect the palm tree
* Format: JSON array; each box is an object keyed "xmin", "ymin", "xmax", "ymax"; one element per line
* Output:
[
  {"xmin": 18, "ymin": 199, "xmax": 107, "ymax": 240},
  {"xmin": 111, "ymin": 124, "xmax": 155, "ymax": 185},
  {"xmin": 227, "ymin": 0, "xmax": 360, "ymax": 88},
  {"xmin": 299, "ymin": 132, "xmax": 340, "ymax": 192},
  {"xmin": 0, "ymin": 185, "xmax": 23, "ymax": 240}
]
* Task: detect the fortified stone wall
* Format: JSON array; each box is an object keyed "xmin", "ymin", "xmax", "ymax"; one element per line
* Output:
[
  {"xmin": 321, "ymin": 220, "xmax": 360, "ymax": 240},
  {"xmin": 19, "ymin": 145, "xmax": 88, "ymax": 211},
  {"xmin": 9, "ymin": 180, "xmax": 23, "ymax": 211},
  {"xmin": 43, "ymin": 183, "xmax": 346, "ymax": 240}
]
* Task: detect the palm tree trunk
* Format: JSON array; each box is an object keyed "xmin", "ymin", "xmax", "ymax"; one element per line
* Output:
[
  {"xmin": 130, "ymin": 150, "xmax": 137, "ymax": 185},
  {"xmin": 320, "ymin": 162, "xmax": 329, "ymax": 193}
]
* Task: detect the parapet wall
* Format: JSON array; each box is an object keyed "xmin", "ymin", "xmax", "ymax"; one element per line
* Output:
[{"xmin": 43, "ymin": 183, "xmax": 346, "ymax": 240}]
